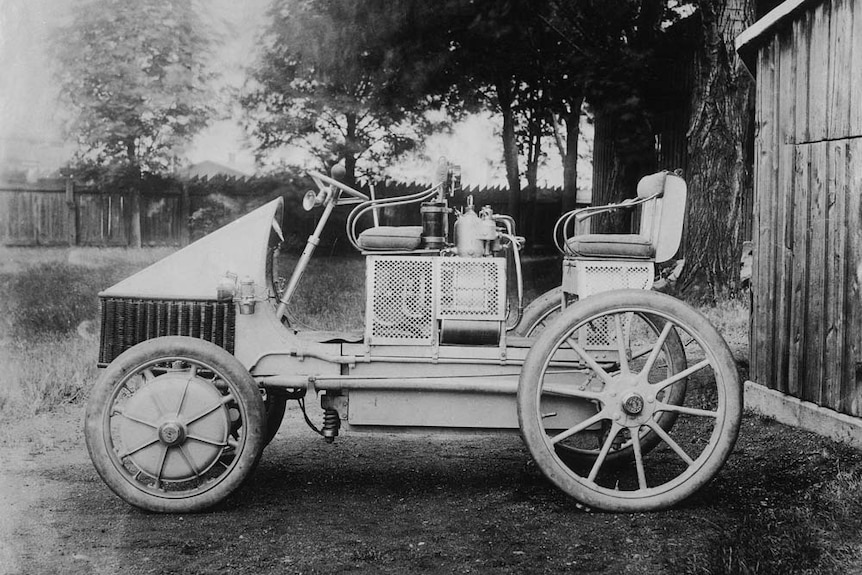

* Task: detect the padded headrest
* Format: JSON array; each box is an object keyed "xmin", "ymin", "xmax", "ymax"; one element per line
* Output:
[{"xmin": 636, "ymin": 171, "xmax": 668, "ymax": 199}]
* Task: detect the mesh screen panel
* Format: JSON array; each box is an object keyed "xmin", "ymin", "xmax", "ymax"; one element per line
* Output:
[
  {"xmin": 576, "ymin": 261, "xmax": 653, "ymax": 298},
  {"xmin": 437, "ymin": 258, "xmax": 506, "ymax": 320},
  {"xmin": 367, "ymin": 257, "xmax": 435, "ymax": 344}
]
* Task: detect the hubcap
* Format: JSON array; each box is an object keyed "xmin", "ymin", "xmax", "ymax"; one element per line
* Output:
[
  {"xmin": 622, "ymin": 392, "xmax": 645, "ymax": 415},
  {"xmin": 158, "ymin": 421, "xmax": 186, "ymax": 446},
  {"xmin": 117, "ymin": 372, "xmax": 230, "ymax": 481}
]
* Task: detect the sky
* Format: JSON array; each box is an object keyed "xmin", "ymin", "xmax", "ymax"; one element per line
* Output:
[{"xmin": 0, "ymin": 0, "xmax": 586, "ymax": 192}]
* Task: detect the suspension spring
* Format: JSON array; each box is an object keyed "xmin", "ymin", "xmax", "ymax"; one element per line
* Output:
[{"xmin": 322, "ymin": 408, "xmax": 340, "ymax": 443}]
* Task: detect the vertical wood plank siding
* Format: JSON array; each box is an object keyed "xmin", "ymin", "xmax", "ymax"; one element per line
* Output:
[{"xmin": 752, "ymin": 0, "xmax": 862, "ymax": 416}]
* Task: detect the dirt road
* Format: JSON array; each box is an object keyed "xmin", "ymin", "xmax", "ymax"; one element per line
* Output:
[{"xmin": 2, "ymin": 402, "xmax": 861, "ymax": 575}]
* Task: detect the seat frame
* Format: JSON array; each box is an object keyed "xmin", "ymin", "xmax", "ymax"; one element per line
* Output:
[{"xmin": 554, "ymin": 171, "xmax": 687, "ymax": 299}]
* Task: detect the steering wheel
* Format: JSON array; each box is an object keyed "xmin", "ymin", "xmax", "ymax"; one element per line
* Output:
[{"xmin": 307, "ymin": 167, "xmax": 369, "ymax": 207}]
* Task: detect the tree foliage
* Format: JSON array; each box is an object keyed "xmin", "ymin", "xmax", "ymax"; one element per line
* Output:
[
  {"xmin": 242, "ymin": 0, "xmax": 451, "ymax": 184},
  {"xmin": 52, "ymin": 0, "xmax": 215, "ymax": 176}
]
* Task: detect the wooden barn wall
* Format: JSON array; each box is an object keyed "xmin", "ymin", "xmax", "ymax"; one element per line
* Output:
[{"xmin": 751, "ymin": 0, "xmax": 862, "ymax": 416}]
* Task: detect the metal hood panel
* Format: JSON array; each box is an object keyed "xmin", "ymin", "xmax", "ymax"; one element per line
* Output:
[{"xmin": 101, "ymin": 198, "xmax": 283, "ymax": 300}]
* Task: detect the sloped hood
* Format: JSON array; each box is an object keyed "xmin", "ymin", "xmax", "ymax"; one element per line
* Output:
[{"xmin": 100, "ymin": 198, "xmax": 283, "ymax": 300}]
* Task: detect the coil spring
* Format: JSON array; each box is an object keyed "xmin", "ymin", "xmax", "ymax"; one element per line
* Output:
[{"xmin": 322, "ymin": 408, "xmax": 340, "ymax": 443}]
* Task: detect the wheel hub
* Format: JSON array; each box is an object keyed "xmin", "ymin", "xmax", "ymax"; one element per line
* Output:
[
  {"xmin": 116, "ymin": 371, "xmax": 230, "ymax": 481},
  {"xmin": 622, "ymin": 393, "xmax": 645, "ymax": 415},
  {"xmin": 158, "ymin": 421, "xmax": 187, "ymax": 446}
]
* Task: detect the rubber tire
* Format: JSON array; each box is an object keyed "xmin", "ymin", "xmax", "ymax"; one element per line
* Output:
[
  {"xmin": 85, "ymin": 336, "xmax": 266, "ymax": 513},
  {"xmin": 263, "ymin": 394, "xmax": 288, "ymax": 446},
  {"xmin": 517, "ymin": 289, "xmax": 742, "ymax": 512},
  {"xmin": 518, "ymin": 287, "xmax": 688, "ymax": 462},
  {"xmin": 514, "ymin": 287, "xmax": 563, "ymax": 336}
]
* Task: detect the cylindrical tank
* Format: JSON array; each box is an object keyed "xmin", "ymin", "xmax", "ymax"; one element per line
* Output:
[
  {"xmin": 455, "ymin": 201, "xmax": 484, "ymax": 257},
  {"xmin": 421, "ymin": 202, "xmax": 448, "ymax": 248}
]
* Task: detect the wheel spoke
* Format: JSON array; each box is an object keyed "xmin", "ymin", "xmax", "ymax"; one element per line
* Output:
[
  {"xmin": 564, "ymin": 336, "xmax": 614, "ymax": 386},
  {"xmin": 183, "ymin": 394, "xmax": 233, "ymax": 426},
  {"xmin": 613, "ymin": 314, "xmax": 629, "ymax": 374},
  {"xmin": 176, "ymin": 377, "xmax": 193, "ymax": 416},
  {"xmin": 550, "ymin": 411, "xmax": 606, "ymax": 445},
  {"xmin": 186, "ymin": 433, "xmax": 228, "ymax": 448},
  {"xmin": 657, "ymin": 402, "xmax": 718, "ymax": 418},
  {"xmin": 178, "ymin": 444, "xmax": 203, "ymax": 477},
  {"xmin": 155, "ymin": 445, "xmax": 170, "ymax": 488},
  {"xmin": 142, "ymin": 368, "xmax": 156, "ymax": 381},
  {"xmin": 114, "ymin": 409, "xmax": 159, "ymax": 429},
  {"xmin": 588, "ymin": 422, "xmax": 623, "ymax": 482},
  {"xmin": 652, "ymin": 359, "xmax": 711, "ymax": 393},
  {"xmin": 631, "ymin": 425, "xmax": 647, "ymax": 490},
  {"xmin": 645, "ymin": 419, "xmax": 694, "ymax": 465},
  {"xmin": 118, "ymin": 436, "xmax": 160, "ymax": 459},
  {"xmin": 641, "ymin": 322, "xmax": 674, "ymax": 375},
  {"xmin": 149, "ymin": 389, "xmax": 169, "ymax": 418}
]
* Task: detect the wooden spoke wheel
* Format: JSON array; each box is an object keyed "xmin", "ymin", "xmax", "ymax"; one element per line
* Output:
[
  {"xmin": 514, "ymin": 287, "xmax": 564, "ymax": 337},
  {"xmin": 517, "ymin": 290, "xmax": 741, "ymax": 512}
]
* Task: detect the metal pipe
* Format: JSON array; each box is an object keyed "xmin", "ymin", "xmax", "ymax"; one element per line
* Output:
[
  {"xmin": 275, "ymin": 197, "xmax": 337, "ymax": 320},
  {"xmin": 313, "ymin": 376, "xmax": 519, "ymax": 393},
  {"xmin": 502, "ymin": 233, "xmax": 525, "ymax": 331}
]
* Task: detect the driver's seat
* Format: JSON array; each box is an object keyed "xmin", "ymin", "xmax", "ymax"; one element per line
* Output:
[
  {"xmin": 555, "ymin": 171, "xmax": 687, "ymax": 298},
  {"xmin": 557, "ymin": 171, "xmax": 686, "ymax": 263}
]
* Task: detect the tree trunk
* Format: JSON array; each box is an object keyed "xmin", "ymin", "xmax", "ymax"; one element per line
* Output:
[
  {"xmin": 496, "ymin": 78, "xmax": 521, "ymax": 223},
  {"xmin": 524, "ymin": 113, "xmax": 542, "ymax": 249},
  {"xmin": 590, "ymin": 108, "xmax": 655, "ymax": 234},
  {"xmin": 344, "ymin": 112, "xmax": 358, "ymax": 187},
  {"xmin": 680, "ymin": 0, "xmax": 755, "ymax": 298},
  {"xmin": 560, "ymin": 97, "xmax": 583, "ymax": 214}
]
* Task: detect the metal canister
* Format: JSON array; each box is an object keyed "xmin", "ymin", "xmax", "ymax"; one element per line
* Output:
[{"xmin": 421, "ymin": 201, "xmax": 448, "ymax": 248}]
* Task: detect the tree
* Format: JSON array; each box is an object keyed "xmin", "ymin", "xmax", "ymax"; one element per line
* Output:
[
  {"xmin": 52, "ymin": 0, "xmax": 215, "ymax": 176},
  {"xmin": 445, "ymin": 0, "xmax": 549, "ymax": 221},
  {"xmin": 680, "ymin": 0, "xmax": 755, "ymax": 296},
  {"xmin": 242, "ymin": 0, "xmax": 449, "ymax": 184}
]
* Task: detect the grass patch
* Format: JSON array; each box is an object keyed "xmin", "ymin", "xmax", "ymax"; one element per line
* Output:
[
  {"xmin": 666, "ymin": 468, "xmax": 862, "ymax": 574},
  {"xmin": 0, "ymin": 247, "xmax": 174, "ymax": 422},
  {"xmin": 278, "ymin": 255, "xmax": 366, "ymax": 331},
  {"xmin": 0, "ymin": 336, "xmax": 100, "ymax": 421},
  {"xmin": 696, "ymin": 294, "xmax": 750, "ymax": 362}
]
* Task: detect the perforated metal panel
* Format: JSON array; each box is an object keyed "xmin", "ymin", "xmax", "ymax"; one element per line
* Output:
[
  {"xmin": 563, "ymin": 259, "xmax": 654, "ymax": 299},
  {"xmin": 365, "ymin": 256, "xmax": 508, "ymax": 346},
  {"xmin": 366, "ymin": 256, "xmax": 435, "ymax": 345},
  {"xmin": 437, "ymin": 257, "xmax": 506, "ymax": 320},
  {"xmin": 561, "ymin": 259, "xmax": 653, "ymax": 349}
]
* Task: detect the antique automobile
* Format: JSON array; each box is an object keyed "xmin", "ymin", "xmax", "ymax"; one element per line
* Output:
[{"xmin": 85, "ymin": 160, "xmax": 741, "ymax": 513}]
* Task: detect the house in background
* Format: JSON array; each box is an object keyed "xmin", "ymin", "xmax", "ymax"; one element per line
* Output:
[{"xmin": 179, "ymin": 161, "xmax": 251, "ymax": 180}]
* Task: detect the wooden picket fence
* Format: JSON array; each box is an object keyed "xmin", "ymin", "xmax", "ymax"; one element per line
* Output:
[{"xmin": 0, "ymin": 178, "xmax": 567, "ymax": 250}]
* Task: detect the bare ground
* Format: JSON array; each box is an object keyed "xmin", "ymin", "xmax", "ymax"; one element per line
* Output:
[{"xmin": 2, "ymin": 400, "xmax": 862, "ymax": 575}]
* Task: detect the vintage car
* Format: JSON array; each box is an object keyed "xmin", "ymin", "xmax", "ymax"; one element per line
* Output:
[{"xmin": 85, "ymin": 161, "xmax": 741, "ymax": 513}]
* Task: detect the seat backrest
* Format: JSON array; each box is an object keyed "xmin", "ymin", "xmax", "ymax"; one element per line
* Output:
[{"xmin": 637, "ymin": 172, "xmax": 687, "ymax": 263}]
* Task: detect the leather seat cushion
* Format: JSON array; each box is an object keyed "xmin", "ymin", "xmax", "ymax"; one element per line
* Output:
[
  {"xmin": 358, "ymin": 226, "xmax": 424, "ymax": 251},
  {"xmin": 566, "ymin": 234, "xmax": 655, "ymax": 259}
]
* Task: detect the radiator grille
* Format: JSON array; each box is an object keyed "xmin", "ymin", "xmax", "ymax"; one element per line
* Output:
[{"xmin": 99, "ymin": 297, "xmax": 235, "ymax": 365}]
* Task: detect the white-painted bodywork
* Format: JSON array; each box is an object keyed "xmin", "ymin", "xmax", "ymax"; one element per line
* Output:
[{"xmin": 100, "ymin": 198, "xmax": 283, "ymax": 300}]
